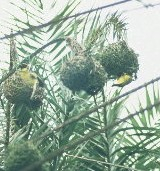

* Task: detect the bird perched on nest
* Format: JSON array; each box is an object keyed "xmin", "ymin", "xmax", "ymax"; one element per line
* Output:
[
  {"xmin": 112, "ymin": 73, "xmax": 132, "ymax": 87},
  {"xmin": 18, "ymin": 63, "xmax": 41, "ymax": 100},
  {"xmin": 6, "ymin": 64, "xmax": 44, "ymax": 128},
  {"xmin": 3, "ymin": 63, "xmax": 44, "ymax": 107},
  {"xmin": 2, "ymin": 31, "xmax": 45, "ymax": 130}
]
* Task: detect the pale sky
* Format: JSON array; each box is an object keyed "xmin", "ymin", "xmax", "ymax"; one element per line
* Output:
[{"xmin": 0, "ymin": 0, "xmax": 160, "ymax": 91}]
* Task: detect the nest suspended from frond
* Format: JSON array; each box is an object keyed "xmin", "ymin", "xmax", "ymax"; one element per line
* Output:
[
  {"xmin": 3, "ymin": 68, "xmax": 44, "ymax": 109},
  {"xmin": 97, "ymin": 41, "xmax": 139, "ymax": 79},
  {"xmin": 60, "ymin": 56, "xmax": 95, "ymax": 91},
  {"xmin": 61, "ymin": 37, "xmax": 107, "ymax": 95},
  {"xmin": 60, "ymin": 56, "xmax": 106, "ymax": 95}
]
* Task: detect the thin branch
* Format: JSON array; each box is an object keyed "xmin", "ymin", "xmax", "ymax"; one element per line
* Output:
[
  {"xmin": 39, "ymin": 75, "xmax": 160, "ymax": 139},
  {"xmin": 93, "ymin": 95, "xmax": 102, "ymax": 128},
  {"xmin": 22, "ymin": 100, "xmax": 160, "ymax": 171},
  {"xmin": 64, "ymin": 153, "xmax": 142, "ymax": 171},
  {"xmin": 101, "ymin": 89, "xmax": 111, "ymax": 170},
  {"xmin": 0, "ymin": 0, "xmax": 159, "ymax": 41},
  {"xmin": 4, "ymin": 102, "xmax": 11, "ymax": 148},
  {"xmin": 0, "ymin": 0, "xmax": 133, "ymax": 40}
]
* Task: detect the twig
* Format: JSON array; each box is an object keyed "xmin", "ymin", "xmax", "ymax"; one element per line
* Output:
[
  {"xmin": 0, "ymin": 0, "xmax": 132, "ymax": 40},
  {"xmin": 4, "ymin": 101, "xmax": 11, "ymax": 148},
  {"xmin": 39, "ymin": 75, "xmax": 160, "ymax": 139},
  {"xmin": 64, "ymin": 153, "xmax": 142, "ymax": 171},
  {"xmin": 22, "ymin": 100, "xmax": 160, "ymax": 171},
  {"xmin": 93, "ymin": 95, "xmax": 102, "ymax": 128},
  {"xmin": 101, "ymin": 88, "xmax": 111, "ymax": 170}
]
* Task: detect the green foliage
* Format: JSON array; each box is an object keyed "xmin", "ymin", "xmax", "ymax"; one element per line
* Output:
[{"xmin": 0, "ymin": 0, "xmax": 159, "ymax": 171}]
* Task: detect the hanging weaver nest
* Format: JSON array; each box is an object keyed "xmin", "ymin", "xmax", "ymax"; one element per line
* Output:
[
  {"xmin": 60, "ymin": 56, "xmax": 95, "ymax": 91},
  {"xmin": 84, "ymin": 61, "xmax": 106, "ymax": 95},
  {"xmin": 61, "ymin": 37, "xmax": 106, "ymax": 95},
  {"xmin": 98, "ymin": 41, "xmax": 139, "ymax": 79},
  {"xmin": 3, "ymin": 69, "xmax": 44, "ymax": 109},
  {"xmin": 5, "ymin": 141, "xmax": 46, "ymax": 171},
  {"xmin": 60, "ymin": 56, "xmax": 106, "ymax": 95}
]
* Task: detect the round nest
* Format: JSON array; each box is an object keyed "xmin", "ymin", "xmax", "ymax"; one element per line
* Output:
[
  {"xmin": 5, "ymin": 141, "xmax": 45, "ymax": 171},
  {"xmin": 3, "ymin": 70, "xmax": 44, "ymax": 109},
  {"xmin": 98, "ymin": 41, "xmax": 139, "ymax": 78},
  {"xmin": 84, "ymin": 61, "xmax": 106, "ymax": 95},
  {"xmin": 60, "ymin": 56, "xmax": 95, "ymax": 91}
]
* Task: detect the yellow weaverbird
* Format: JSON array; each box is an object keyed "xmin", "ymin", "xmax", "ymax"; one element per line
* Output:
[
  {"xmin": 112, "ymin": 73, "xmax": 132, "ymax": 87},
  {"xmin": 18, "ymin": 67, "xmax": 39, "ymax": 99}
]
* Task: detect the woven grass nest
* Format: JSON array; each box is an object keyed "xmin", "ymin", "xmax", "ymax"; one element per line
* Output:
[
  {"xmin": 3, "ymin": 69, "xmax": 44, "ymax": 109},
  {"xmin": 5, "ymin": 141, "xmax": 46, "ymax": 171},
  {"xmin": 60, "ymin": 55, "xmax": 106, "ymax": 95},
  {"xmin": 98, "ymin": 41, "xmax": 139, "ymax": 79},
  {"xmin": 84, "ymin": 60, "xmax": 106, "ymax": 95}
]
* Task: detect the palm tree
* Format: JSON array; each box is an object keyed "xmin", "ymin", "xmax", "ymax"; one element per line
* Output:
[{"xmin": 0, "ymin": 0, "xmax": 160, "ymax": 171}]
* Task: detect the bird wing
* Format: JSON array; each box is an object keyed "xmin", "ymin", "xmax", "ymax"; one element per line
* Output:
[{"xmin": 112, "ymin": 74, "xmax": 132, "ymax": 87}]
